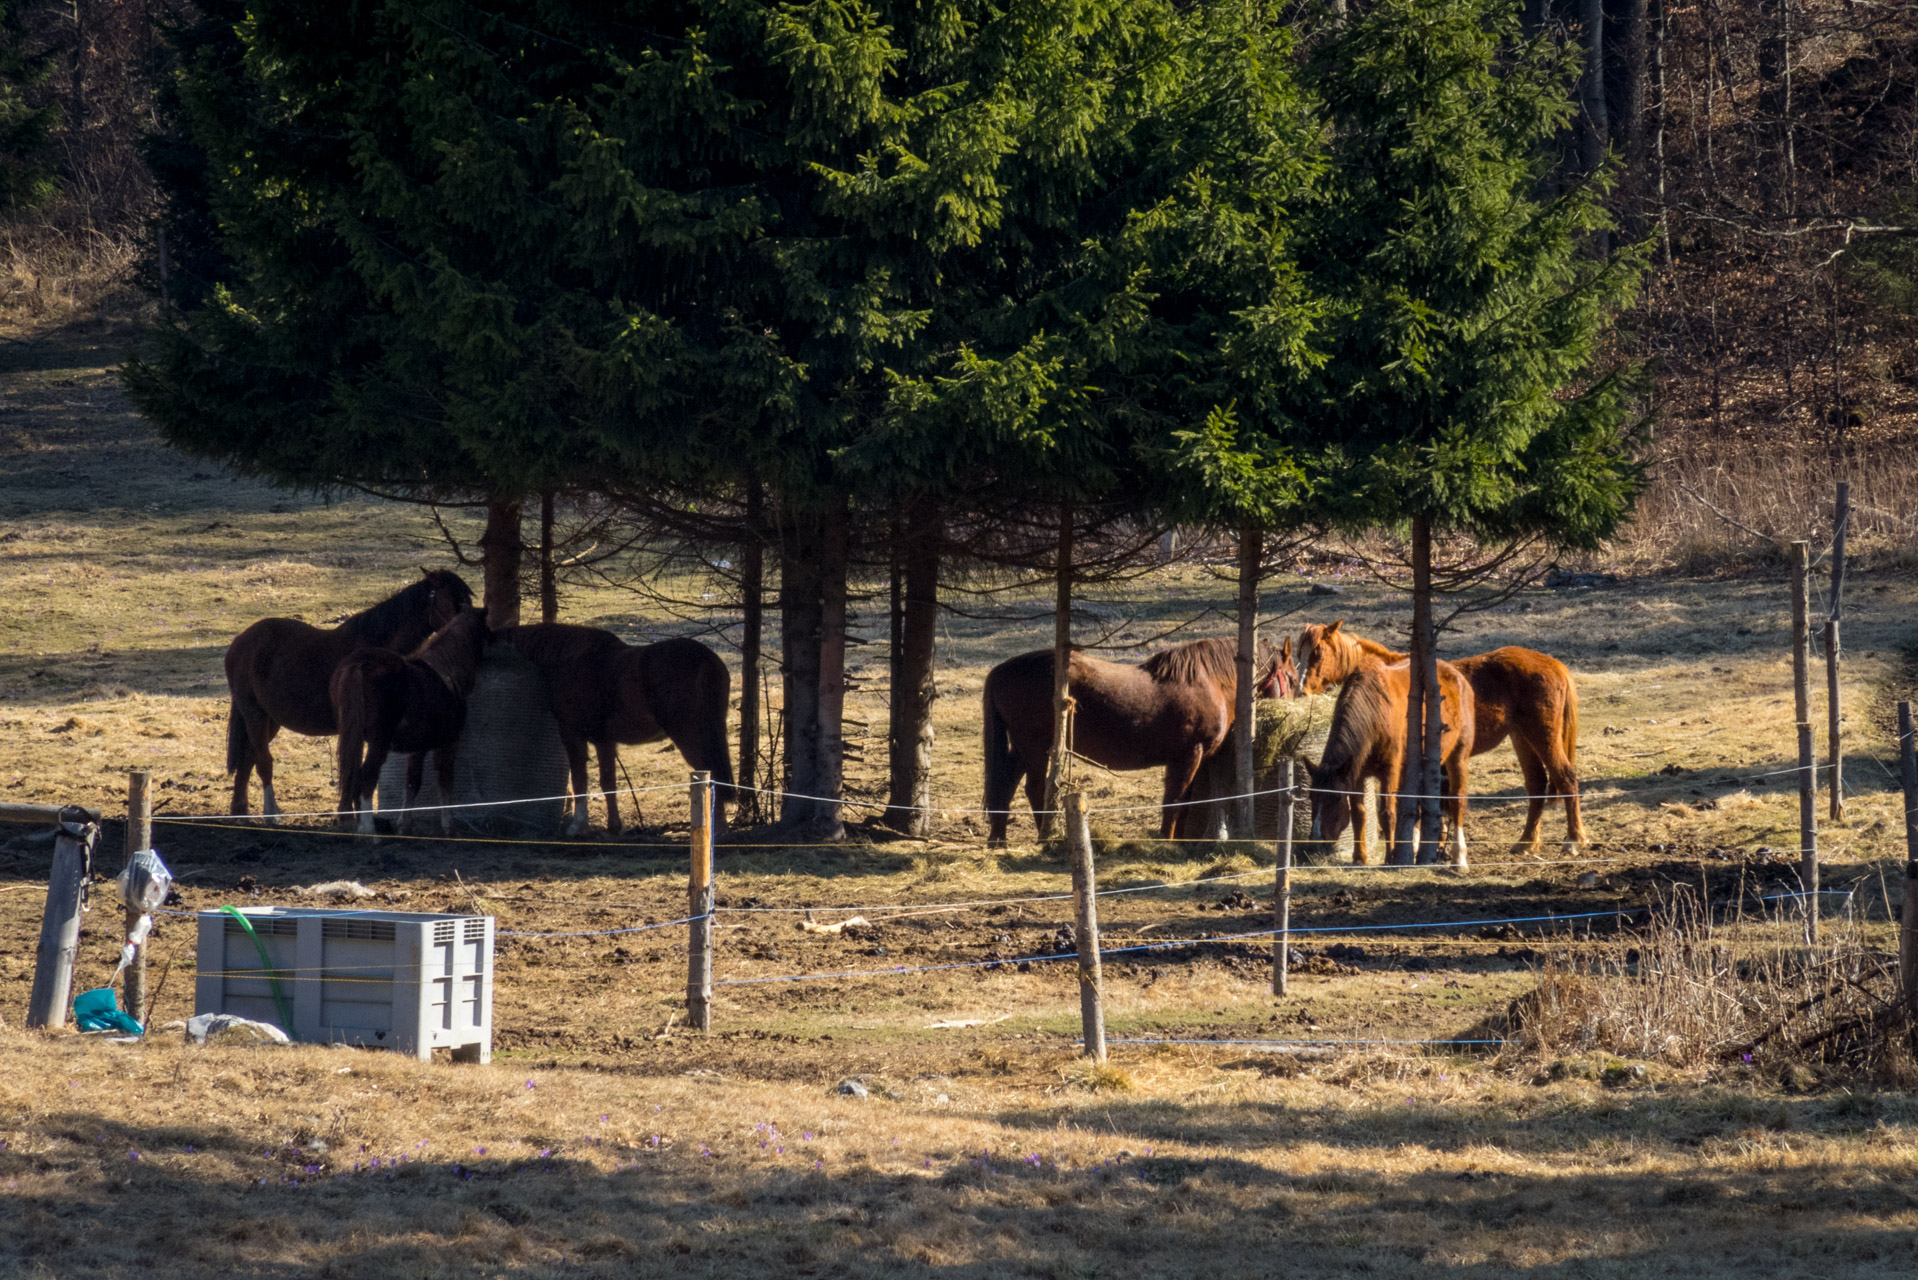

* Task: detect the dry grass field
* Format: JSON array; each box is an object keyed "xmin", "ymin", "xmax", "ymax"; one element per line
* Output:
[{"xmin": 6, "ymin": 309, "xmax": 1918, "ymax": 1276}]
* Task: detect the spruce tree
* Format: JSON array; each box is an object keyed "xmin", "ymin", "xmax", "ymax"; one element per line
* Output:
[
  {"xmin": 1298, "ymin": 0, "xmax": 1648, "ymax": 862},
  {"xmin": 0, "ymin": 0, "xmax": 57, "ymax": 211}
]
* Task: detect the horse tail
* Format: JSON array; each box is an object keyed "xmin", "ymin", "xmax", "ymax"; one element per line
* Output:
[
  {"xmin": 982, "ymin": 680, "xmax": 1021, "ymax": 815},
  {"xmin": 332, "ymin": 661, "xmax": 367, "ymax": 809},
  {"xmin": 695, "ymin": 649, "xmax": 735, "ymax": 795},
  {"xmin": 226, "ymin": 701, "xmax": 249, "ymax": 775},
  {"xmin": 1561, "ymin": 675, "xmax": 1579, "ymax": 774}
]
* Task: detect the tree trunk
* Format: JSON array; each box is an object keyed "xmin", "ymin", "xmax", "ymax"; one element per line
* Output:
[
  {"xmin": 1652, "ymin": 0, "xmax": 1671, "ymax": 265},
  {"xmin": 779, "ymin": 517, "xmax": 823, "ymax": 828},
  {"xmin": 479, "ymin": 498, "xmax": 523, "ymax": 628},
  {"xmin": 1417, "ymin": 517, "xmax": 1444, "ymax": 863},
  {"xmin": 1232, "ymin": 525, "xmax": 1260, "ymax": 838},
  {"xmin": 1580, "ymin": 0, "xmax": 1609, "ymax": 180},
  {"xmin": 738, "ymin": 480, "xmax": 765, "ymax": 820},
  {"xmin": 1393, "ymin": 516, "xmax": 1438, "ymax": 864},
  {"xmin": 1616, "ymin": 0, "xmax": 1650, "ymax": 234},
  {"xmin": 1042, "ymin": 506, "xmax": 1074, "ymax": 837},
  {"xmin": 815, "ymin": 499, "xmax": 849, "ymax": 841},
  {"xmin": 538, "ymin": 490, "xmax": 558, "ymax": 623},
  {"xmin": 885, "ymin": 502, "xmax": 940, "ymax": 836}
]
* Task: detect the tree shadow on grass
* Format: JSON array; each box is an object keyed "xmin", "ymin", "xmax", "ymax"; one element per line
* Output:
[{"xmin": 8, "ymin": 1100, "xmax": 1918, "ymax": 1279}]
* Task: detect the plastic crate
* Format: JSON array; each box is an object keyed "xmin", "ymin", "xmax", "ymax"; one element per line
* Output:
[{"xmin": 194, "ymin": 907, "xmax": 494, "ymax": 1062}]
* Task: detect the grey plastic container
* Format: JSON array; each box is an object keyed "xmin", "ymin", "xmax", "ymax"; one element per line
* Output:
[
  {"xmin": 376, "ymin": 640, "xmax": 570, "ymax": 833},
  {"xmin": 194, "ymin": 906, "xmax": 494, "ymax": 1062}
]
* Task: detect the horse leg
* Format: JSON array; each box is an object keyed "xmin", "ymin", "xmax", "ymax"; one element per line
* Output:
[
  {"xmin": 1159, "ymin": 746, "xmax": 1207, "ymax": 840},
  {"xmin": 1021, "ymin": 769, "xmax": 1047, "ymax": 839},
  {"xmin": 1540, "ymin": 731, "xmax": 1587, "ymax": 853},
  {"xmin": 435, "ymin": 745, "xmax": 458, "ymax": 836},
  {"xmin": 399, "ymin": 751, "xmax": 426, "ymax": 838},
  {"xmin": 1510, "ymin": 744, "xmax": 1548, "ymax": 855},
  {"xmin": 239, "ymin": 700, "xmax": 283, "ymax": 823},
  {"xmin": 598, "ymin": 743, "xmax": 625, "ymax": 836},
  {"xmin": 1445, "ymin": 751, "xmax": 1469, "ymax": 870},
  {"xmin": 1379, "ymin": 754, "xmax": 1407, "ymax": 865},
  {"xmin": 557, "ymin": 734, "xmax": 591, "ymax": 835},
  {"xmin": 359, "ymin": 731, "xmax": 393, "ymax": 838},
  {"xmin": 1347, "ymin": 793, "xmax": 1370, "ymax": 865}
]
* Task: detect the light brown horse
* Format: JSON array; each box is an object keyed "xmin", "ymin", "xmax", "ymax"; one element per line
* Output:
[
  {"xmin": 1306, "ymin": 659, "xmax": 1475, "ymax": 865},
  {"xmin": 331, "ymin": 606, "xmax": 492, "ymax": 835},
  {"xmin": 501, "ymin": 624, "xmax": 734, "ymax": 836},
  {"xmin": 225, "ymin": 569, "xmax": 473, "ymax": 818},
  {"xmin": 982, "ymin": 636, "xmax": 1286, "ymax": 844},
  {"xmin": 1294, "ymin": 620, "xmax": 1586, "ymax": 852}
]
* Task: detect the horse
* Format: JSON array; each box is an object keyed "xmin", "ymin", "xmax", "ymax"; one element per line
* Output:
[
  {"xmin": 500, "ymin": 624, "xmax": 734, "ymax": 836},
  {"xmin": 225, "ymin": 568, "xmax": 474, "ymax": 818},
  {"xmin": 982, "ymin": 635, "xmax": 1286, "ymax": 844},
  {"xmin": 331, "ymin": 606, "xmax": 492, "ymax": 836},
  {"xmin": 1293, "ymin": 619, "xmax": 1585, "ymax": 852},
  {"xmin": 1305, "ymin": 658, "xmax": 1475, "ymax": 866}
]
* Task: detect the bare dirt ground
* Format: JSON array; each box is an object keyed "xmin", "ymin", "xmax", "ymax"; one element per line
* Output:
[{"xmin": 5, "ymin": 312, "xmax": 1918, "ymax": 1276}]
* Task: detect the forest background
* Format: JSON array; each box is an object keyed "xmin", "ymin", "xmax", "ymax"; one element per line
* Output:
[{"xmin": 4, "ymin": 0, "xmax": 1917, "ymax": 837}]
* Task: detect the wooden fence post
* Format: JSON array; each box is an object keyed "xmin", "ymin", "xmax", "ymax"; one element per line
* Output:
[
  {"xmin": 123, "ymin": 769, "xmax": 152, "ymax": 1023},
  {"xmin": 1898, "ymin": 703, "xmax": 1918, "ymax": 1013},
  {"xmin": 1904, "ymin": 861, "xmax": 1918, "ymax": 1018},
  {"xmin": 1898, "ymin": 702, "xmax": 1917, "ymax": 863},
  {"xmin": 1273, "ymin": 758, "xmax": 1294, "ymax": 997},
  {"xmin": 27, "ymin": 812, "xmax": 98, "ymax": 1029},
  {"xmin": 687, "ymin": 770, "xmax": 713, "ymax": 1032},
  {"xmin": 1791, "ymin": 541, "xmax": 1817, "ymax": 942},
  {"xmin": 1065, "ymin": 791, "xmax": 1106, "ymax": 1061},
  {"xmin": 1827, "ymin": 481, "xmax": 1849, "ymax": 820}
]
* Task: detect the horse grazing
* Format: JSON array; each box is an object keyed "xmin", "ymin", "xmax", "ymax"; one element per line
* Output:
[
  {"xmin": 1306, "ymin": 659, "xmax": 1475, "ymax": 865},
  {"xmin": 1293, "ymin": 619, "xmax": 1585, "ymax": 852},
  {"xmin": 500, "ymin": 625, "xmax": 734, "ymax": 836},
  {"xmin": 331, "ymin": 606, "xmax": 492, "ymax": 835},
  {"xmin": 982, "ymin": 635, "xmax": 1285, "ymax": 844},
  {"xmin": 223, "ymin": 569, "xmax": 473, "ymax": 818}
]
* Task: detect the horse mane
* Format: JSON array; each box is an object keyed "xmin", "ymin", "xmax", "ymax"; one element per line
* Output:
[
  {"xmin": 1141, "ymin": 637, "xmax": 1237, "ymax": 686},
  {"xmin": 1318, "ymin": 665, "xmax": 1396, "ymax": 786},
  {"xmin": 1141, "ymin": 635, "xmax": 1281, "ymax": 687},
  {"xmin": 1349, "ymin": 632, "xmax": 1406, "ymax": 661},
  {"xmin": 411, "ymin": 610, "xmax": 488, "ymax": 696},
  {"xmin": 338, "ymin": 572, "xmax": 471, "ymax": 646}
]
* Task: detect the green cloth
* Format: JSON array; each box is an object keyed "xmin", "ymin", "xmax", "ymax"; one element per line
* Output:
[{"xmin": 73, "ymin": 987, "xmax": 143, "ymax": 1035}]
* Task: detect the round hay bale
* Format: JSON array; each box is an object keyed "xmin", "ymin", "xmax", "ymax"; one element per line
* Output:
[
  {"xmin": 377, "ymin": 641, "xmax": 571, "ymax": 834},
  {"xmin": 1245, "ymin": 694, "xmax": 1367, "ymax": 865}
]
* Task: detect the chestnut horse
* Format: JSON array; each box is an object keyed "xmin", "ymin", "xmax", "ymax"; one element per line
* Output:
[
  {"xmin": 1294, "ymin": 620, "xmax": 1585, "ymax": 852},
  {"xmin": 225, "ymin": 569, "xmax": 473, "ymax": 817},
  {"xmin": 500, "ymin": 625, "xmax": 734, "ymax": 836},
  {"xmin": 1306, "ymin": 658, "xmax": 1475, "ymax": 865},
  {"xmin": 982, "ymin": 636, "xmax": 1285, "ymax": 844},
  {"xmin": 331, "ymin": 607, "xmax": 491, "ymax": 835}
]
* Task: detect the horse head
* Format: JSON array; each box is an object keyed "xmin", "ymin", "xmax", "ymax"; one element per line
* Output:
[
  {"xmin": 1253, "ymin": 634, "xmax": 1297, "ymax": 699},
  {"xmin": 1301, "ymin": 757, "xmax": 1350, "ymax": 854},
  {"xmin": 1293, "ymin": 619, "xmax": 1346, "ymax": 695},
  {"xmin": 415, "ymin": 603, "xmax": 493, "ymax": 696},
  {"xmin": 419, "ymin": 568, "xmax": 476, "ymax": 629}
]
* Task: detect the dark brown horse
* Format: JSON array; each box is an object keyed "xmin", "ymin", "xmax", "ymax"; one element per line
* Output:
[
  {"xmin": 1294, "ymin": 620, "xmax": 1585, "ymax": 852},
  {"xmin": 331, "ymin": 607, "xmax": 492, "ymax": 835},
  {"xmin": 982, "ymin": 635, "xmax": 1285, "ymax": 844},
  {"xmin": 501, "ymin": 624, "xmax": 734, "ymax": 835},
  {"xmin": 1306, "ymin": 658, "xmax": 1475, "ymax": 865},
  {"xmin": 225, "ymin": 569, "xmax": 473, "ymax": 818}
]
